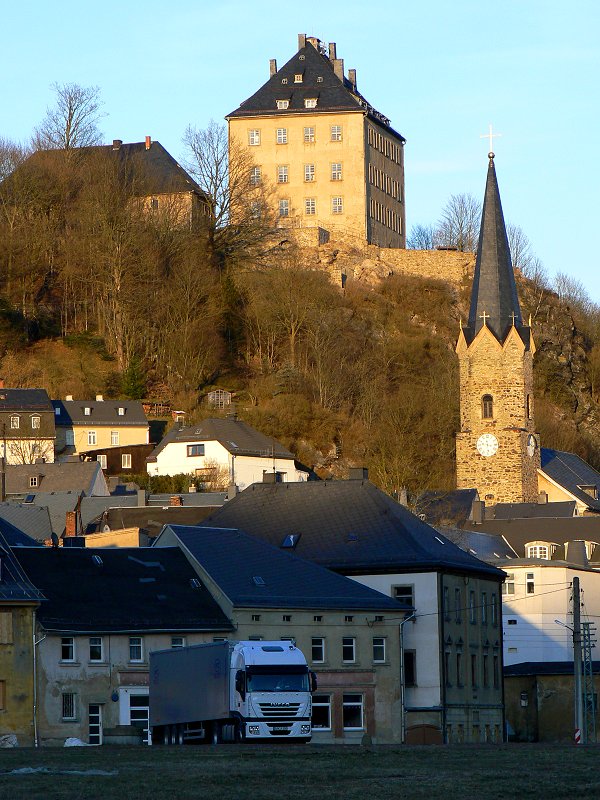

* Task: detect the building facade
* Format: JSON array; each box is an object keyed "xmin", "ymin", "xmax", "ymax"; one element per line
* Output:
[
  {"xmin": 227, "ymin": 34, "xmax": 405, "ymax": 247},
  {"xmin": 0, "ymin": 388, "xmax": 55, "ymax": 465}
]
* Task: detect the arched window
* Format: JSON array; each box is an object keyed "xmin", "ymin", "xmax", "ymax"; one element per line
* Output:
[{"xmin": 482, "ymin": 395, "xmax": 494, "ymax": 419}]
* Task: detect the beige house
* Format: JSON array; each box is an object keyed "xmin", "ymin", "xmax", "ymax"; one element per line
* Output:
[
  {"xmin": 53, "ymin": 397, "xmax": 149, "ymax": 464},
  {"xmin": 227, "ymin": 34, "xmax": 405, "ymax": 247}
]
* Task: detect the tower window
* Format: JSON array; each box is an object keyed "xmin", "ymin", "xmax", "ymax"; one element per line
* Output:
[{"xmin": 482, "ymin": 395, "xmax": 494, "ymax": 419}]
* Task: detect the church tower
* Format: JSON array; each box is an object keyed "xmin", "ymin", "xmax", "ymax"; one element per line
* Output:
[{"xmin": 456, "ymin": 153, "xmax": 540, "ymax": 504}]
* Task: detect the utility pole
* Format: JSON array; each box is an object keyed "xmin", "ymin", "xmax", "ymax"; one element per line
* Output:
[{"xmin": 573, "ymin": 576, "xmax": 584, "ymax": 744}]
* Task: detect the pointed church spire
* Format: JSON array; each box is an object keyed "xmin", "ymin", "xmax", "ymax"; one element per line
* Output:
[{"xmin": 466, "ymin": 154, "xmax": 528, "ymax": 344}]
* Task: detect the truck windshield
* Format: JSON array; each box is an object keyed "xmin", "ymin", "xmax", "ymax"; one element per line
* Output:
[{"xmin": 246, "ymin": 671, "xmax": 310, "ymax": 693}]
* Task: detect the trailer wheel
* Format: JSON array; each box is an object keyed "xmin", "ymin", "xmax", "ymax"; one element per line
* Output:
[
  {"xmin": 176, "ymin": 724, "xmax": 185, "ymax": 746},
  {"xmin": 211, "ymin": 722, "xmax": 220, "ymax": 745}
]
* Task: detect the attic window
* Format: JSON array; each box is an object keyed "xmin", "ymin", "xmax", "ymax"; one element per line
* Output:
[
  {"xmin": 24, "ymin": 494, "xmax": 35, "ymax": 503},
  {"xmin": 317, "ymin": 76, "xmax": 323, "ymax": 83},
  {"xmin": 281, "ymin": 78, "xmax": 288, "ymax": 84},
  {"xmin": 55, "ymin": 407, "xmax": 61, "ymax": 416},
  {"xmin": 304, "ymin": 98, "xmax": 317, "ymax": 108},
  {"xmin": 294, "ymin": 73, "xmax": 303, "ymax": 83},
  {"xmin": 253, "ymin": 576, "xmax": 266, "ymax": 586},
  {"xmin": 281, "ymin": 533, "xmax": 301, "ymax": 549},
  {"xmin": 117, "ymin": 407, "xmax": 125, "ymax": 416},
  {"xmin": 84, "ymin": 407, "xmax": 91, "ymax": 416},
  {"xmin": 277, "ymin": 99, "xmax": 290, "ymax": 110},
  {"xmin": 29, "ymin": 477, "xmax": 38, "ymax": 488}
]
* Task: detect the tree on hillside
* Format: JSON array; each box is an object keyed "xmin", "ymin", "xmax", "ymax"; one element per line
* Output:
[
  {"xmin": 33, "ymin": 83, "xmax": 104, "ymax": 151},
  {"xmin": 406, "ymin": 224, "xmax": 437, "ymax": 250},
  {"xmin": 436, "ymin": 193, "xmax": 481, "ymax": 252},
  {"xmin": 0, "ymin": 138, "xmax": 28, "ymax": 181}
]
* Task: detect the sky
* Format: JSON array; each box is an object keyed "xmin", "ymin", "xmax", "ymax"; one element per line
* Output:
[{"xmin": 2, "ymin": 0, "xmax": 599, "ymax": 298}]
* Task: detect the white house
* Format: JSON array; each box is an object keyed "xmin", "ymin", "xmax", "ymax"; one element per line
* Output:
[{"xmin": 146, "ymin": 417, "xmax": 308, "ymax": 490}]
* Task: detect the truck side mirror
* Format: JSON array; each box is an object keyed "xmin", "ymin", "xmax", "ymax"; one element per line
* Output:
[
  {"xmin": 235, "ymin": 669, "xmax": 246, "ymax": 700},
  {"xmin": 310, "ymin": 671, "xmax": 318, "ymax": 692}
]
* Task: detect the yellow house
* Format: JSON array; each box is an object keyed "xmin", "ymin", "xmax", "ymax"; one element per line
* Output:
[
  {"xmin": 227, "ymin": 34, "xmax": 405, "ymax": 247},
  {"xmin": 53, "ymin": 397, "xmax": 149, "ymax": 464},
  {"xmin": 0, "ymin": 531, "xmax": 44, "ymax": 746}
]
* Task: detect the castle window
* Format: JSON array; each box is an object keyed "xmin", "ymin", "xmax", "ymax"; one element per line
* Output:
[
  {"xmin": 277, "ymin": 165, "xmax": 289, "ymax": 184},
  {"xmin": 317, "ymin": 76, "xmax": 323, "ymax": 83},
  {"xmin": 331, "ymin": 163, "xmax": 342, "ymax": 181},
  {"xmin": 304, "ymin": 127, "xmax": 315, "ymax": 143},
  {"xmin": 248, "ymin": 129, "xmax": 261, "ymax": 146},
  {"xmin": 304, "ymin": 164, "xmax": 315, "ymax": 182},
  {"xmin": 305, "ymin": 198, "xmax": 316, "ymax": 216},
  {"xmin": 278, "ymin": 199, "xmax": 289, "ymax": 218},
  {"xmin": 482, "ymin": 395, "xmax": 494, "ymax": 419},
  {"xmin": 331, "ymin": 196, "xmax": 343, "ymax": 215},
  {"xmin": 276, "ymin": 128, "xmax": 288, "ymax": 144},
  {"xmin": 276, "ymin": 99, "xmax": 289, "ymax": 110},
  {"xmin": 10, "ymin": 416, "xmax": 19, "ymax": 429},
  {"xmin": 330, "ymin": 125, "xmax": 342, "ymax": 142},
  {"xmin": 304, "ymin": 98, "xmax": 317, "ymax": 108},
  {"xmin": 294, "ymin": 74, "xmax": 303, "ymax": 83},
  {"xmin": 249, "ymin": 167, "xmax": 261, "ymax": 186}
]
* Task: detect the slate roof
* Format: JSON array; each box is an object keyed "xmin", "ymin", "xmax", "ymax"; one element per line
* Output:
[
  {"xmin": 0, "ymin": 388, "xmax": 53, "ymax": 412},
  {"xmin": 227, "ymin": 38, "xmax": 405, "ymax": 142},
  {"xmin": 100, "ymin": 505, "xmax": 221, "ymax": 540},
  {"xmin": 147, "ymin": 418, "xmax": 295, "ymax": 462},
  {"xmin": 0, "ymin": 502, "xmax": 53, "ymax": 543},
  {"xmin": 5, "ymin": 461, "xmax": 106, "ymax": 497},
  {"xmin": 415, "ymin": 489, "xmax": 477, "ymax": 527},
  {"xmin": 14, "ymin": 546, "xmax": 233, "ymax": 634},
  {"xmin": 490, "ymin": 501, "xmax": 577, "ymax": 519},
  {"xmin": 53, "ymin": 399, "xmax": 148, "ymax": 427},
  {"xmin": 540, "ymin": 448, "xmax": 600, "ymax": 511},
  {"xmin": 0, "ymin": 531, "xmax": 44, "ymax": 602},
  {"xmin": 464, "ymin": 157, "xmax": 531, "ymax": 348},
  {"xmin": 161, "ymin": 525, "xmax": 404, "ymax": 611},
  {"xmin": 436, "ymin": 526, "xmax": 516, "ymax": 563},
  {"xmin": 201, "ymin": 481, "xmax": 504, "ymax": 579}
]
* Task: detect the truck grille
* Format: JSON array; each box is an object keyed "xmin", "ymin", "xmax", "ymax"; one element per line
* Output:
[{"xmin": 258, "ymin": 702, "xmax": 301, "ymax": 718}]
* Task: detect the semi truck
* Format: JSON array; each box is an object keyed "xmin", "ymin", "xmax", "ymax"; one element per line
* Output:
[{"xmin": 149, "ymin": 640, "xmax": 316, "ymax": 744}]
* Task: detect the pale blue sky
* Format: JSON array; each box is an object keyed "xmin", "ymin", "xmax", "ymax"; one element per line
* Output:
[{"xmin": 2, "ymin": 0, "xmax": 599, "ymax": 298}]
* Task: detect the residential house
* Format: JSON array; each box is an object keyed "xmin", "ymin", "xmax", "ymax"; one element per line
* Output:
[
  {"xmin": 153, "ymin": 524, "xmax": 406, "ymax": 743},
  {"xmin": 146, "ymin": 417, "xmax": 308, "ymax": 490},
  {"xmin": 227, "ymin": 34, "xmax": 405, "ymax": 247},
  {"xmin": 12, "ymin": 546, "xmax": 233, "ymax": 745},
  {"xmin": 200, "ymin": 478, "xmax": 506, "ymax": 743},
  {"xmin": 5, "ymin": 461, "xmax": 109, "ymax": 500},
  {"xmin": 0, "ymin": 387, "xmax": 55, "ymax": 465},
  {"xmin": 80, "ymin": 444, "xmax": 155, "ymax": 476}
]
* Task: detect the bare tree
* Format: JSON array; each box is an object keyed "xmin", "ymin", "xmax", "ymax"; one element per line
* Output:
[
  {"xmin": 554, "ymin": 271, "xmax": 595, "ymax": 317},
  {"xmin": 0, "ymin": 138, "xmax": 28, "ymax": 181},
  {"xmin": 407, "ymin": 224, "xmax": 437, "ymax": 250},
  {"xmin": 436, "ymin": 193, "xmax": 481, "ymax": 252},
  {"xmin": 33, "ymin": 83, "xmax": 104, "ymax": 150}
]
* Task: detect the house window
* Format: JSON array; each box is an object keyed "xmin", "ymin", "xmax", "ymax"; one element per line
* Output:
[
  {"xmin": 455, "ymin": 588, "xmax": 462, "ymax": 623},
  {"xmin": 97, "ymin": 454, "xmax": 107, "ymax": 470},
  {"xmin": 342, "ymin": 637, "xmax": 356, "ymax": 663},
  {"xmin": 61, "ymin": 637, "xmax": 75, "ymax": 662},
  {"xmin": 332, "ymin": 196, "xmax": 343, "ymax": 214},
  {"xmin": 304, "ymin": 98, "xmax": 317, "ymax": 108},
  {"xmin": 248, "ymin": 129, "xmax": 261, "ymax": 146},
  {"xmin": 481, "ymin": 592, "xmax": 488, "ymax": 624},
  {"xmin": 312, "ymin": 694, "xmax": 331, "ymax": 730},
  {"xmin": 304, "ymin": 127, "xmax": 315, "ymax": 143},
  {"xmin": 304, "ymin": 163, "xmax": 315, "ymax": 182},
  {"xmin": 276, "ymin": 99, "xmax": 289, "ymax": 109},
  {"xmin": 331, "ymin": 163, "xmax": 342, "ymax": 181},
  {"xmin": 313, "ymin": 615, "xmax": 322, "ymax": 622},
  {"xmin": 469, "ymin": 590, "xmax": 477, "ymax": 624},
  {"xmin": 372, "ymin": 637, "xmax": 386, "ymax": 663},
  {"xmin": 10, "ymin": 416, "xmax": 19, "ymax": 429},
  {"xmin": 342, "ymin": 694, "xmax": 364, "ymax": 730},
  {"xmin": 344, "ymin": 615, "xmax": 354, "ymax": 623},
  {"xmin": 29, "ymin": 477, "xmax": 38, "ymax": 488},
  {"xmin": 526, "ymin": 573, "xmax": 535, "ymax": 594},
  {"xmin": 527, "ymin": 545, "xmax": 549, "ymax": 559},
  {"xmin": 282, "ymin": 614, "xmax": 292, "ymax": 622},
  {"xmin": 251, "ymin": 614, "xmax": 261, "ymax": 622},
  {"xmin": 404, "ymin": 651, "xmax": 416, "ymax": 687},
  {"xmin": 311, "ymin": 637, "xmax": 325, "ymax": 663},
  {"xmin": 276, "ymin": 128, "xmax": 288, "ymax": 144},
  {"xmin": 187, "ymin": 444, "xmax": 205, "ymax": 457},
  {"xmin": 331, "ymin": 125, "xmax": 342, "ymax": 141},
  {"xmin": 471, "ymin": 653, "xmax": 478, "ymax": 687},
  {"xmin": 483, "ymin": 654, "xmax": 489, "ymax": 687},
  {"xmin": 278, "ymin": 199, "xmax": 289, "ymax": 217},
  {"xmin": 491, "ymin": 594, "xmax": 498, "ymax": 626},
  {"xmin": 62, "ymin": 692, "xmax": 76, "ymax": 721},
  {"xmin": 111, "ymin": 431, "xmax": 119, "ymax": 446},
  {"xmin": 456, "ymin": 652, "xmax": 463, "ymax": 686},
  {"xmin": 277, "ymin": 165, "xmax": 289, "ymax": 183},
  {"xmin": 305, "ymin": 198, "xmax": 316, "ymax": 215},
  {"xmin": 502, "ymin": 573, "xmax": 515, "ymax": 595},
  {"xmin": 171, "ymin": 636, "xmax": 186, "ymax": 648},
  {"xmin": 31, "ymin": 415, "xmax": 41, "ymax": 429},
  {"xmin": 66, "ymin": 430, "xmax": 75, "ymax": 446},
  {"xmin": 121, "ymin": 454, "xmax": 132, "ymax": 469},
  {"xmin": 88, "ymin": 431, "xmax": 97, "ymax": 446},
  {"xmin": 129, "ymin": 637, "xmax": 143, "ymax": 663},
  {"xmin": 393, "ymin": 585, "xmax": 414, "ymax": 608},
  {"xmin": 89, "ymin": 637, "xmax": 103, "ymax": 662},
  {"xmin": 250, "ymin": 166, "xmax": 261, "ymax": 186},
  {"xmin": 482, "ymin": 395, "xmax": 494, "ymax": 419}
]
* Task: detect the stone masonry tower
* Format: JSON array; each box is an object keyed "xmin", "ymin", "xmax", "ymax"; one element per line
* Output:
[{"xmin": 455, "ymin": 153, "xmax": 540, "ymax": 504}]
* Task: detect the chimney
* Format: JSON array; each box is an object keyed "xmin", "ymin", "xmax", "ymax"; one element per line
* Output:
[
  {"xmin": 169, "ymin": 495, "xmax": 183, "ymax": 507},
  {"xmin": 471, "ymin": 500, "xmax": 485, "ymax": 524},
  {"xmin": 298, "ymin": 33, "xmax": 306, "ymax": 50},
  {"xmin": 348, "ymin": 68, "xmax": 357, "ymax": 91},
  {"xmin": 537, "ymin": 491, "xmax": 548, "ymax": 504},
  {"xmin": 95, "ymin": 394, "xmax": 104, "ymax": 402},
  {"xmin": 66, "ymin": 394, "xmax": 73, "ymax": 401},
  {"xmin": 348, "ymin": 467, "xmax": 368, "ymax": 481},
  {"xmin": 112, "ymin": 139, "xmax": 122, "ymax": 150},
  {"xmin": 333, "ymin": 58, "xmax": 345, "ymax": 81},
  {"xmin": 65, "ymin": 511, "xmax": 77, "ymax": 538},
  {"xmin": 188, "ymin": 483, "xmax": 197, "ymax": 493},
  {"xmin": 145, "ymin": 136, "xmax": 152, "ymax": 150},
  {"xmin": 136, "ymin": 488, "xmax": 146, "ymax": 507},
  {"xmin": 227, "ymin": 483, "xmax": 238, "ymax": 501},
  {"xmin": 328, "ymin": 42, "xmax": 337, "ymax": 61},
  {"xmin": 269, "ymin": 58, "xmax": 278, "ymax": 77}
]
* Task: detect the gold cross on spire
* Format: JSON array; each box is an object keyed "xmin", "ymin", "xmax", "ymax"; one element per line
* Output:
[
  {"xmin": 480, "ymin": 123, "xmax": 502, "ymax": 158},
  {"xmin": 479, "ymin": 311, "xmax": 489, "ymax": 325},
  {"xmin": 510, "ymin": 311, "xmax": 517, "ymax": 326}
]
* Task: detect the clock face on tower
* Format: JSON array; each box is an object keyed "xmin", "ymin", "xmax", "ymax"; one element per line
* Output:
[
  {"xmin": 527, "ymin": 434, "xmax": 537, "ymax": 457},
  {"xmin": 476, "ymin": 433, "xmax": 499, "ymax": 457}
]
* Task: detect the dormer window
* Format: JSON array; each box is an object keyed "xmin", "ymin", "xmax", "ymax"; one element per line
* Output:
[
  {"xmin": 31, "ymin": 416, "xmax": 40, "ymax": 430},
  {"xmin": 294, "ymin": 73, "xmax": 303, "ymax": 83},
  {"xmin": 55, "ymin": 407, "xmax": 61, "ymax": 416},
  {"xmin": 84, "ymin": 407, "xmax": 91, "ymax": 416},
  {"xmin": 10, "ymin": 416, "xmax": 19, "ymax": 429},
  {"xmin": 304, "ymin": 98, "xmax": 317, "ymax": 108},
  {"xmin": 281, "ymin": 78, "xmax": 288, "ymax": 84},
  {"xmin": 276, "ymin": 99, "xmax": 289, "ymax": 110},
  {"xmin": 317, "ymin": 76, "xmax": 323, "ymax": 83},
  {"xmin": 117, "ymin": 407, "xmax": 125, "ymax": 416},
  {"xmin": 482, "ymin": 395, "xmax": 493, "ymax": 419},
  {"xmin": 29, "ymin": 476, "xmax": 38, "ymax": 488},
  {"xmin": 527, "ymin": 545, "xmax": 549, "ymax": 559}
]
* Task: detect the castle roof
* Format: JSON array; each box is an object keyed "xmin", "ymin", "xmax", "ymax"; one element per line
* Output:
[{"xmin": 465, "ymin": 156, "xmax": 530, "ymax": 347}]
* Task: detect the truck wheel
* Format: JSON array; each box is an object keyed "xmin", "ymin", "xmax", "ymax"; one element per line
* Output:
[
  {"xmin": 176, "ymin": 725, "xmax": 185, "ymax": 746},
  {"xmin": 221, "ymin": 722, "xmax": 236, "ymax": 743}
]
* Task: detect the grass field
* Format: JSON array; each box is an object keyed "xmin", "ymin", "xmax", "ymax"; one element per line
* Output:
[{"xmin": 1, "ymin": 744, "xmax": 599, "ymax": 800}]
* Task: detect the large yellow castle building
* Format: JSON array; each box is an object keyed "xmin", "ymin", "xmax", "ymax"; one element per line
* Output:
[{"xmin": 227, "ymin": 34, "xmax": 406, "ymax": 247}]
